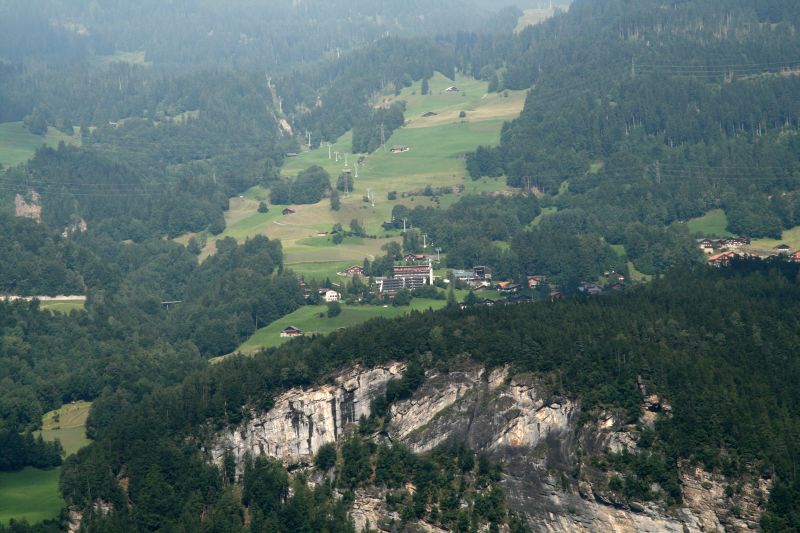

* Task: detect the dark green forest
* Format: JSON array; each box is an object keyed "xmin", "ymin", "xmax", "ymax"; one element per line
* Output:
[{"xmin": 30, "ymin": 262, "xmax": 800, "ymax": 532}]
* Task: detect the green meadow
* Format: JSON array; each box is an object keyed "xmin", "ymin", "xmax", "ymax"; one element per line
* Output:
[
  {"xmin": 687, "ymin": 209, "xmax": 733, "ymax": 237},
  {"xmin": 750, "ymin": 226, "xmax": 800, "ymax": 251},
  {"xmin": 194, "ymin": 73, "xmax": 526, "ymax": 279},
  {"xmin": 0, "ymin": 468, "xmax": 63, "ymax": 525},
  {"xmin": 0, "ymin": 122, "xmax": 79, "ymax": 169},
  {"xmin": 235, "ymin": 299, "xmax": 448, "ymax": 355},
  {"xmin": 40, "ymin": 300, "xmax": 86, "ymax": 314},
  {"xmin": 0, "ymin": 402, "xmax": 92, "ymax": 525}
]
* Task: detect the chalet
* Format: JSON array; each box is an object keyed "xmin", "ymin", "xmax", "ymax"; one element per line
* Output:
[
  {"xmin": 527, "ymin": 275, "xmax": 546, "ymax": 288},
  {"xmin": 549, "ymin": 289, "xmax": 563, "ymax": 300},
  {"xmin": 340, "ymin": 265, "xmax": 365, "ymax": 277},
  {"xmin": 708, "ymin": 251, "xmax": 741, "ymax": 267},
  {"xmin": 280, "ymin": 326, "xmax": 303, "ymax": 338},
  {"xmin": 723, "ymin": 237, "xmax": 750, "ymax": 248},
  {"xmin": 775, "ymin": 244, "xmax": 792, "ymax": 254},
  {"xmin": 578, "ymin": 282, "xmax": 602, "ymax": 296},
  {"xmin": 282, "ymin": 208, "xmax": 296, "ymax": 215},
  {"xmin": 698, "ymin": 239, "xmax": 715, "ymax": 254},
  {"xmin": 320, "ymin": 289, "xmax": 340, "ymax": 303},
  {"xmin": 390, "ymin": 145, "xmax": 410, "ymax": 153},
  {"xmin": 422, "ymin": 111, "xmax": 438, "ymax": 117},
  {"xmin": 496, "ymin": 282, "xmax": 521, "ymax": 294},
  {"xmin": 473, "ymin": 266, "xmax": 493, "ymax": 281},
  {"xmin": 606, "ymin": 271, "xmax": 626, "ymax": 283},
  {"xmin": 403, "ymin": 253, "xmax": 428, "ymax": 262},
  {"xmin": 444, "ymin": 86, "xmax": 460, "ymax": 92}
]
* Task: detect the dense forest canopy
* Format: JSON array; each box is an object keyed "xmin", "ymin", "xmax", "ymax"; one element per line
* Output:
[{"xmin": 49, "ymin": 262, "xmax": 800, "ymax": 532}]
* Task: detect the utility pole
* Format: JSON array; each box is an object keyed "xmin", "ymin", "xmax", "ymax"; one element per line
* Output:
[
  {"xmin": 354, "ymin": 161, "xmax": 359, "ymax": 178},
  {"xmin": 305, "ymin": 130, "xmax": 312, "ymax": 148},
  {"xmin": 402, "ymin": 218, "xmax": 407, "ymax": 233},
  {"xmin": 422, "ymin": 234, "xmax": 428, "ymax": 248},
  {"xmin": 435, "ymin": 247, "xmax": 442, "ymax": 263},
  {"xmin": 327, "ymin": 143, "xmax": 332, "ymax": 159}
]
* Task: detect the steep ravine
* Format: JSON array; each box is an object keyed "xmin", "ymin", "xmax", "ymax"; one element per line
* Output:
[{"xmin": 211, "ymin": 363, "xmax": 770, "ymax": 532}]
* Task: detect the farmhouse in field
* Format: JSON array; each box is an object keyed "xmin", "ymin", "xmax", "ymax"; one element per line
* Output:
[
  {"xmin": 280, "ymin": 326, "xmax": 303, "ymax": 338},
  {"xmin": 775, "ymin": 244, "xmax": 792, "ymax": 254},
  {"xmin": 339, "ymin": 265, "xmax": 365, "ymax": 277},
  {"xmin": 422, "ymin": 111, "xmax": 438, "ymax": 117},
  {"xmin": 445, "ymin": 86, "xmax": 460, "ymax": 92},
  {"xmin": 320, "ymin": 289, "xmax": 340, "ymax": 303},
  {"xmin": 282, "ymin": 208, "xmax": 296, "ymax": 215},
  {"xmin": 390, "ymin": 145, "xmax": 410, "ymax": 154}
]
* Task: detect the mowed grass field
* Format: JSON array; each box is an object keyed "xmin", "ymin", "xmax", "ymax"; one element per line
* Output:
[
  {"xmin": 749, "ymin": 226, "xmax": 800, "ymax": 251},
  {"xmin": 39, "ymin": 300, "xmax": 86, "ymax": 313},
  {"xmin": 37, "ymin": 401, "xmax": 92, "ymax": 456},
  {"xmin": 0, "ymin": 122, "xmax": 80, "ymax": 168},
  {"xmin": 0, "ymin": 468, "xmax": 63, "ymax": 525},
  {"xmin": 514, "ymin": 5, "xmax": 570, "ymax": 33},
  {"xmin": 687, "ymin": 209, "xmax": 733, "ymax": 237},
  {"xmin": 234, "ymin": 298, "xmax": 448, "ymax": 355},
  {"xmin": 195, "ymin": 73, "xmax": 526, "ymax": 279},
  {"xmin": 1, "ymin": 402, "xmax": 92, "ymax": 525}
]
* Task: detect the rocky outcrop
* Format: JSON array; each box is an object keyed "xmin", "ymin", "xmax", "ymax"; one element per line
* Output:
[
  {"xmin": 15, "ymin": 191, "xmax": 42, "ymax": 222},
  {"xmin": 211, "ymin": 363, "xmax": 405, "ymax": 470},
  {"xmin": 211, "ymin": 363, "xmax": 770, "ymax": 532}
]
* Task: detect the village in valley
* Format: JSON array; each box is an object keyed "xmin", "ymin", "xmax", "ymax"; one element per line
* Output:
[{"xmin": 697, "ymin": 236, "xmax": 800, "ymax": 267}]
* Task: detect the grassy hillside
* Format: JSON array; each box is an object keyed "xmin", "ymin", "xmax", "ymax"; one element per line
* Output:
[
  {"xmin": 0, "ymin": 122, "xmax": 79, "ymax": 169},
  {"xmin": 235, "ymin": 299, "xmax": 448, "ymax": 355},
  {"xmin": 0, "ymin": 467, "xmax": 63, "ymax": 525},
  {"xmin": 687, "ymin": 209, "xmax": 733, "ymax": 237},
  {"xmin": 749, "ymin": 226, "xmax": 800, "ymax": 252},
  {"xmin": 37, "ymin": 401, "xmax": 92, "ymax": 456},
  {"xmin": 39, "ymin": 300, "xmax": 86, "ymax": 313},
  {"xmin": 195, "ymin": 73, "xmax": 525, "ymax": 280},
  {"xmin": 0, "ymin": 402, "xmax": 91, "ymax": 525}
]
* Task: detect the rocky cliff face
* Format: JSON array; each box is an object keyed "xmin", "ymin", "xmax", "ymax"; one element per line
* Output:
[
  {"xmin": 211, "ymin": 363, "xmax": 405, "ymax": 469},
  {"xmin": 212, "ymin": 363, "xmax": 770, "ymax": 532}
]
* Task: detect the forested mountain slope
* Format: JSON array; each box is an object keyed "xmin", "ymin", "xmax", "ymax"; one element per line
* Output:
[
  {"xmin": 45, "ymin": 262, "xmax": 800, "ymax": 532},
  {"xmin": 467, "ymin": 0, "xmax": 800, "ymax": 245},
  {"xmin": 0, "ymin": 0, "xmax": 520, "ymax": 70}
]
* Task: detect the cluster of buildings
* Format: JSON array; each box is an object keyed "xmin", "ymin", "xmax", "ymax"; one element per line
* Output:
[
  {"xmin": 709, "ymin": 247, "xmax": 800, "ymax": 267},
  {"xmin": 697, "ymin": 237, "xmax": 750, "ymax": 254}
]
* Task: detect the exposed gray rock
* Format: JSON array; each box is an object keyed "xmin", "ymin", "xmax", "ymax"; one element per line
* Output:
[
  {"xmin": 210, "ymin": 363, "xmax": 770, "ymax": 532},
  {"xmin": 211, "ymin": 363, "xmax": 405, "ymax": 470}
]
